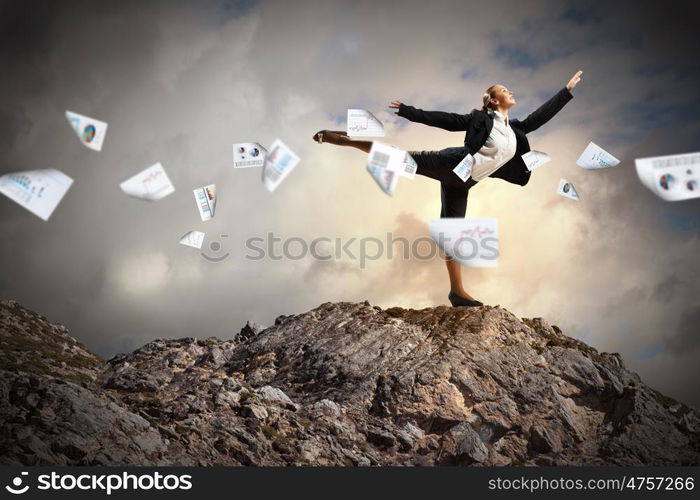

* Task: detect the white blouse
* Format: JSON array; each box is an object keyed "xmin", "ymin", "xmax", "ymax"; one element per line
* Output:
[{"xmin": 470, "ymin": 111, "xmax": 517, "ymax": 182}]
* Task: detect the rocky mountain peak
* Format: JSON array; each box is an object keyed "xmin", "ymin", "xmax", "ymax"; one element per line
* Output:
[{"xmin": 1, "ymin": 299, "xmax": 698, "ymax": 466}]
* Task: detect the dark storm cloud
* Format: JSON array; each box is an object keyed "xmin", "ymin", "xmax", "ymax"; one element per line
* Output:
[
  {"xmin": 666, "ymin": 305, "xmax": 700, "ymax": 355},
  {"xmin": 0, "ymin": 1, "xmax": 55, "ymax": 153},
  {"xmin": 652, "ymin": 275, "xmax": 693, "ymax": 305}
]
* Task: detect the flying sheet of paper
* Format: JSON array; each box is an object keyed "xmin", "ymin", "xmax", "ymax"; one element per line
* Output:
[
  {"xmin": 380, "ymin": 145, "xmax": 417, "ymax": 180},
  {"xmin": 65, "ymin": 110, "xmax": 108, "ymax": 152},
  {"xmin": 262, "ymin": 139, "xmax": 300, "ymax": 192},
  {"xmin": 365, "ymin": 142, "xmax": 406, "ymax": 195},
  {"xmin": 557, "ymin": 178, "xmax": 580, "ymax": 200},
  {"xmin": 576, "ymin": 142, "xmax": 620, "ymax": 169},
  {"xmin": 635, "ymin": 152, "xmax": 700, "ymax": 202},
  {"xmin": 233, "ymin": 142, "xmax": 267, "ymax": 168},
  {"xmin": 522, "ymin": 150, "xmax": 551, "ymax": 171},
  {"xmin": 193, "ymin": 184, "xmax": 216, "ymax": 221},
  {"xmin": 0, "ymin": 169, "xmax": 73, "ymax": 221},
  {"xmin": 367, "ymin": 141, "xmax": 407, "ymax": 170},
  {"xmin": 429, "ymin": 218, "xmax": 499, "ymax": 268},
  {"xmin": 453, "ymin": 153, "xmax": 475, "ymax": 182},
  {"xmin": 347, "ymin": 109, "xmax": 385, "ymax": 137},
  {"xmin": 401, "ymin": 152, "xmax": 417, "ymax": 180},
  {"xmin": 367, "ymin": 165, "xmax": 399, "ymax": 196},
  {"xmin": 120, "ymin": 162, "xmax": 175, "ymax": 201},
  {"xmin": 179, "ymin": 230, "xmax": 205, "ymax": 249}
]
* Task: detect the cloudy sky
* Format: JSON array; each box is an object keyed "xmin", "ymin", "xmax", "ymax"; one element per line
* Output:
[{"xmin": 1, "ymin": 0, "xmax": 699, "ymax": 407}]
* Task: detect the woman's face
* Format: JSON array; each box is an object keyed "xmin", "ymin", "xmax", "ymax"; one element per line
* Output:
[{"xmin": 489, "ymin": 85, "xmax": 516, "ymax": 110}]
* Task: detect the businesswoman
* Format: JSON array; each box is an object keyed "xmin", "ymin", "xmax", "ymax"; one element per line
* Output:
[{"xmin": 313, "ymin": 70, "xmax": 582, "ymax": 307}]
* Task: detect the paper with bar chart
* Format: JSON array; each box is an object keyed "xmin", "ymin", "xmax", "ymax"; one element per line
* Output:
[
  {"xmin": 0, "ymin": 169, "xmax": 74, "ymax": 221},
  {"xmin": 193, "ymin": 184, "xmax": 216, "ymax": 221}
]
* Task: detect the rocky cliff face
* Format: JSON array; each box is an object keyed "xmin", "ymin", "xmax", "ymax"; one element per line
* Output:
[{"xmin": 1, "ymin": 299, "xmax": 698, "ymax": 466}]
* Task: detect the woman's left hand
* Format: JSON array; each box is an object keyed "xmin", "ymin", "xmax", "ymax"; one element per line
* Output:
[{"xmin": 566, "ymin": 70, "xmax": 583, "ymax": 91}]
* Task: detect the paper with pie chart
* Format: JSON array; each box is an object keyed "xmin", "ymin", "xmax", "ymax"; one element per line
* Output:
[
  {"xmin": 557, "ymin": 178, "xmax": 580, "ymax": 200},
  {"xmin": 0, "ymin": 169, "xmax": 73, "ymax": 221},
  {"xmin": 65, "ymin": 110, "xmax": 108, "ymax": 152},
  {"xmin": 233, "ymin": 142, "xmax": 267, "ymax": 168},
  {"xmin": 120, "ymin": 162, "xmax": 175, "ymax": 201},
  {"xmin": 635, "ymin": 152, "xmax": 700, "ymax": 201}
]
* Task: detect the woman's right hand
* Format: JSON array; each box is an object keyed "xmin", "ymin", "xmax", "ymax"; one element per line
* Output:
[{"xmin": 389, "ymin": 100, "xmax": 403, "ymax": 114}]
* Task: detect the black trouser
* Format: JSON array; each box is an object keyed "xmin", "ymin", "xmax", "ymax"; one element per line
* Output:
[{"xmin": 408, "ymin": 147, "xmax": 478, "ymax": 218}]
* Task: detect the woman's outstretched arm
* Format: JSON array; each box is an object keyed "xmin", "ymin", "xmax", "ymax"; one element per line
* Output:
[
  {"xmin": 389, "ymin": 100, "xmax": 472, "ymax": 132},
  {"xmin": 512, "ymin": 70, "xmax": 583, "ymax": 134}
]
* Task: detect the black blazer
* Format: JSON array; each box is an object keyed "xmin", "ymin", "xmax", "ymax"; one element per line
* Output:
[{"xmin": 398, "ymin": 87, "xmax": 573, "ymax": 186}]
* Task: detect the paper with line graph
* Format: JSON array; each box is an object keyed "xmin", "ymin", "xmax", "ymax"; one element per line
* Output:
[
  {"xmin": 347, "ymin": 109, "xmax": 385, "ymax": 137},
  {"xmin": 0, "ymin": 169, "xmax": 73, "ymax": 220},
  {"xmin": 429, "ymin": 218, "xmax": 499, "ymax": 267},
  {"xmin": 193, "ymin": 184, "xmax": 216, "ymax": 221},
  {"xmin": 120, "ymin": 162, "xmax": 175, "ymax": 200},
  {"xmin": 262, "ymin": 139, "xmax": 300, "ymax": 192},
  {"xmin": 522, "ymin": 150, "xmax": 551, "ymax": 171}
]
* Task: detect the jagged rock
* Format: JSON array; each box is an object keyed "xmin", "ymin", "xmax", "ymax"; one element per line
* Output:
[
  {"xmin": 214, "ymin": 391, "xmax": 241, "ymax": 408},
  {"xmin": 444, "ymin": 422, "xmax": 489, "ymax": 464},
  {"xmin": 240, "ymin": 403, "xmax": 269, "ymax": 420},
  {"xmin": 105, "ymin": 368, "xmax": 160, "ymax": 393},
  {"xmin": 256, "ymin": 386, "xmax": 298, "ymax": 411},
  {"xmin": 236, "ymin": 321, "xmax": 265, "ymax": 342},
  {"xmin": 1, "ymin": 299, "xmax": 699, "ymax": 466},
  {"xmin": 529, "ymin": 424, "xmax": 562, "ymax": 453},
  {"xmin": 365, "ymin": 425, "xmax": 396, "ymax": 449},
  {"xmin": 311, "ymin": 399, "xmax": 341, "ymax": 418}
]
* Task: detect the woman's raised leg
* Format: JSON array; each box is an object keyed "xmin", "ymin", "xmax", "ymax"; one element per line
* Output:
[{"xmin": 312, "ymin": 130, "xmax": 372, "ymax": 153}]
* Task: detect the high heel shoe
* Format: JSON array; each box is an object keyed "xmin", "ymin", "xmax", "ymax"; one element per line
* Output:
[
  {"xmin": 448, "ymin": 291, "xmax": 483, "ymax": 307},
  {"xmin": 312, "ymin": 130, "xmax": 348, "ymax": 144}
]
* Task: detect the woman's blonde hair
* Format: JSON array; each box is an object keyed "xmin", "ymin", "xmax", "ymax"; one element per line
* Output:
[{"xmin": 482, "ymin": 84, "xmax": 499, "ymax": 111}]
